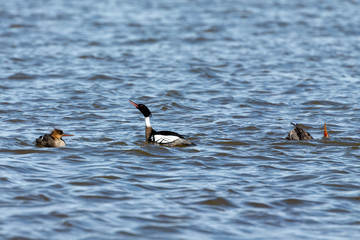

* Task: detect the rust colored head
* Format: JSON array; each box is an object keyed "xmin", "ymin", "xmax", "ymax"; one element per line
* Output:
[{"xmin": 51, "ymin": 129, "xmax": 73, "ymax": 139}]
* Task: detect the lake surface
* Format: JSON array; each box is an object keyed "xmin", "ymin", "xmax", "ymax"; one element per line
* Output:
[{"xmin": 1, "ymin": 0, "xmax": 360, "ymax": 239}]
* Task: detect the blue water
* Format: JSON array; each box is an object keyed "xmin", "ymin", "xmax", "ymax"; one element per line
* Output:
[{"xmin": 1, "ymin": 0, "xmax": 360, "ymax": 239}]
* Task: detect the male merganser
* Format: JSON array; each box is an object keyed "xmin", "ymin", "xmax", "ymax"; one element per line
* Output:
[
  {"xmin": 286, "ymin": 123, "xmax": 313, "ymax": 140},
  {"xmin": 323, "ymin": 123, "xmax": 329, "ymax": 138},
  {"xmin": 129, "ymin": 100, "xmax": 195, "ymax": 146},
  {"xmin": 35, "ymin": 128, "xmax": 73, "ymax": 147}
]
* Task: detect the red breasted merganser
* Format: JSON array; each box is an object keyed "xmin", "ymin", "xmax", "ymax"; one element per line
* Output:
[
  {"xmin": 129, "ymin": 100, "xmax": 195, "ymax": 146},
  {"xmin": 286, "ymin": 123, "xmax": 313, "ymax": 140},
  {"xmin": 323, "ymin": 123, "xmax": 329, "ymax": 138},
  {"xmin": 35, "ymin": 129, "xmax": 73, "ymax": 147}
]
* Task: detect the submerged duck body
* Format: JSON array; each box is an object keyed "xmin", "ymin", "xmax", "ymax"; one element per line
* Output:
[
  {"xmin": 35, "ymin": 129, "xmax": 73, "ymax": 147},
  {"xmin": 286, "ymin": 123, "xmax": 313, "ymax": 140},
  {"xmin": 130, "ymin": 100, "xmax": 194, "ymax": 146}
]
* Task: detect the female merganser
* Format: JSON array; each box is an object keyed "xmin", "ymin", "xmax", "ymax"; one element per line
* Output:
[
  {"xmin": 35, "ymin": 128, "xmax": 73, "ymax": 147},
  {"xmin": 323, "ymin": 123, "xmax": 329, "ymax": 138},
  {"xmin": 129, "ymin": 100, "xmax": 195, "ymax": 146},
  {"xmin": 286, "ymin": 123, "xmax": 313, "ymax": 140}
]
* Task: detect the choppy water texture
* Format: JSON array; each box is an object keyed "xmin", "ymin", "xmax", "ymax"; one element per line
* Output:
[{"xmin": 1, "ymin": 0, "xmax": 360, "ymax": 239}]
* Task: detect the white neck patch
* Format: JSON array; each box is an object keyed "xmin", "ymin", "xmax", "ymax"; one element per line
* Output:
[{"xmin": 145, "ymin": 117, "xmax": 151, "ymax": 127}]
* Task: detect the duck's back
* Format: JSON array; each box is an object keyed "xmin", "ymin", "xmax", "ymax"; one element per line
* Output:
[
  {"xmin": 36, "ymin": 134, "xmax": 65, "ymax": 147},
  {"xmin": 286, "ymin": 124, "xmax": 313, "ymax": 140}
]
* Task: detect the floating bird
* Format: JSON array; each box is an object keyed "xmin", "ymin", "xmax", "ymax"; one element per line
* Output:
[
  {"xmin": 286, "ymin": 123, "xmax": 313, "ymax": 140},
  {"xmin": 35, "ymin": 128, "xmax": 73, "ymax": 147},
  {"xmin": 129, "ymin": 100, "xmax": 195, "ymax": 146}
]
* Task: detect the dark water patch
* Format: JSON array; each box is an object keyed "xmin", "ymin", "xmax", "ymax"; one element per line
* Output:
[
  {"xmin": 0, "ymin": 177, "xmax": 11, "ymax": 182},
  {"xmin": 328, "ymin": 169, "xmax": 350, "ymax": 175},
  {"xmin": 126, "ymin": 147, "xmax": 174, "ymax": 158},
  {"xmin": 320, "ymin": 183, "xmax": 360, "ymax": 192},
  {"xmin": 50, "ymin": 211, "xmax": 69, "ymax": 219},
  {"xmin": 124, "ymin": 38, "xmax": 159, "ymax": 45},
  {"xmin": 183, "ymin": 160, "xmax": 207, "ymax": 167},
  {"xmin": 98, "ymin": 137, "xmax": 114, "ymax": 142},
  {"xmin": 196, "ymin": 197, "xmax": 237, "ymax": 208},
  {"xmin": 283, "ymin": 174, "xmax": 318, "ymax": 182},
  {"xmin": 183, "ymin": 36, "xmax": 212, "ymax": 43},
  {"xmin": 302, "ymin": 100, "xmax": 350, "ymax": 110},
  {"xmin": 0, "ymin": 149, "xmax": 53, "ymax": 154},
  {"xmin": 10, "ymin": 57, "xmax": 26, "ymax": 62},
  {"xmin": 78, "ymin": 54, "xmax": 114, "ymax": 61},
  {"xmin": 325, "ymin": 208, "xmax": 351, "ymax": 214},
  {"xmin": 320, "ymin": 138, "xmax": 360, "ymax": 147},
  {"xmin": 5, "ymin": 118, "xmax": 26, "ymax": 123},
  {"xmin": 14, "ymin": 194, "xmax": 51, "ymax": 202},
  {"xmin": 68, "ymin": 180, "xmax": 105, "ymax": 186},
  {"xmin": 87, "ymin": 74, "xmax": 116, "ymax": 81},
  {"xmin": 87, "ymin": 41, "xmax": 102, "ymax": 46},
  {"xmin": 91, "ymin": 21, "xmax": 117, "ymax": 28},
  {"xmin": 155, "ymin": 213, "xmax": 192, "ymax": 222},
  {"xmin": 203, "ymin": 25, "xmax": 222, "ymax": 33},
  {"xmin": 8, "ymin": 23, "xmax": 35, "ymax": 28},
  {"xmin": 279, "ymin": 140, "xmax": 318, "ymax": 147},
  {"xmin": 221, "ymin": 162, "xmax": 247, "ymax": 168},
  {"xmin": 63, "ymin": 154, "xmax": 87, "ymax": 162},
  {"xmin": 246, "ymin": 98, "xmax": 286, "ymax": 107},
  {"xmin": 78, "ymin": 195, "xmax": 129, "ymax": 201},
  {"xmin": 91, "ymin": 175, "xmax": 122, "ymax": 180},
  {"xmin": 211, "ymin": 140, "xmax": 249, "ymax": 146},
  {"xmin": 209, "ymin": 96, "xmax": 234, "ymax": 105},
  {"xmin": 245, "ymin": 201, "xmax": 273, "ymax": 209},
  {"xmin": 116, "ymin": 230, "xmax": 141, "ymax": 238},
  {"xmin": 0, "ymin": 85, "xmax": 10, "ymax": 90},
  {"xmin": 8, "ymin": 72, "xmax": 36, "ymax": 80},
  {"xmin": 163, "ymin": 90, "xmax": 183, "ymax": 98},
  {"xmin": 331, "ymin": 196, "xmax": 360, "ymax": 203},
  {"xmin": 188, "ymin": 67, "xmax": 221, "ymax": 78},
  {"xmin": 273, "ymin": 198, "xmax": 319, "ymax": 207},
  {"xmin": 138, "ymin": 225, "xmax": 181, "ymax": 234},
  {"xmin": 109, "ymin": 141, "xmax": 128, "ymax": 147}
]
